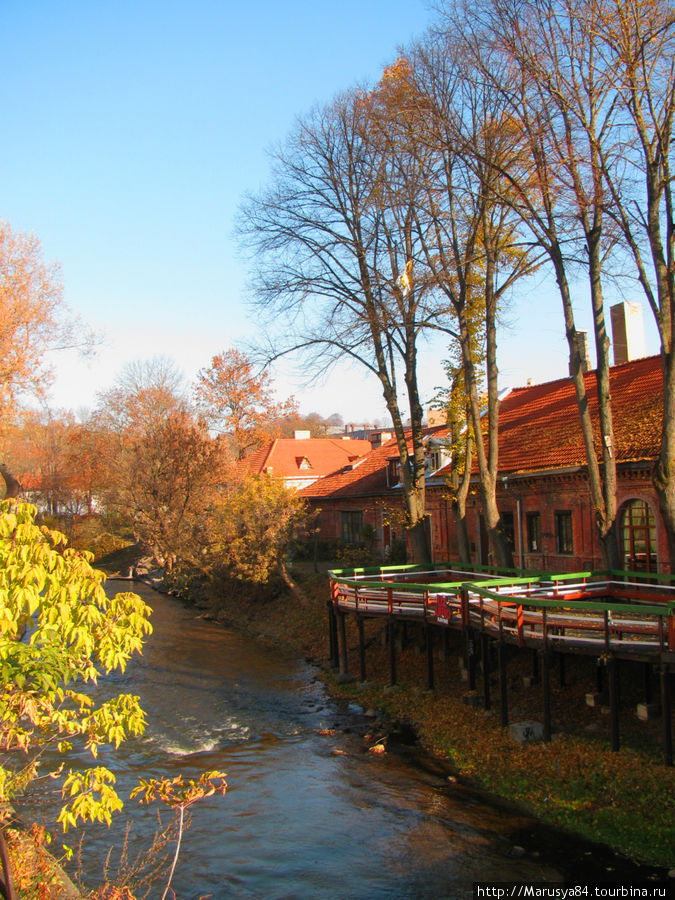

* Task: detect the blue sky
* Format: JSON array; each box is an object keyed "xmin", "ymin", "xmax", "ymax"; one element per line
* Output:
[{"xmin": 0, "ymin": 1, "xmax": 659, "ymax": 424}]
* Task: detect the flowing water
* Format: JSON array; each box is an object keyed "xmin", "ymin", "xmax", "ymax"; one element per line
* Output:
[{"xmin": 25, "ymin": 581, "xmax": 662, "ymax": 898}]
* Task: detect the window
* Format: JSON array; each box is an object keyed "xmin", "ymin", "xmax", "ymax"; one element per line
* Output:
[
  {"xmin": 500, "ymin": 512, "xmax": 516, "ymax": 554},
  {"xmin": 555, "ymin": 511, "xmax": 573, "ymax": 555},
  {"xmin": 526, "ymin": 512, "xmax": 541, "ymax": 553},
  {"xmin": 621, "ymin": 499, "xmax": 657, "ymax": 572},
  {"xmin": 341, "ymin": 510, "xmax": 364, "ymax": 544}
]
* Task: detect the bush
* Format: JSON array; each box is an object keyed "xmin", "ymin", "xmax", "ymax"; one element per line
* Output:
[{"xmin": 0, "ymin": 500, "xmax": 152, "ymax": 835}]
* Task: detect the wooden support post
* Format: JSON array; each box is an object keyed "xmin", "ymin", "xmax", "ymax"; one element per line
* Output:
[
  {"xmin": 327, "ymin": 602, "xmax": 338, "ymax": 668},
  {"xmin": 482, "ymin": 632, "xmax": 491, "ymax": 711},
  {"xmin": 388, "ymin": 619, "xmax": 397, "ymax": 687},
  {"xmin": 358, "ymin": 617, "xmax": 366, "ymax": 683},
  {"xmin": 498, "ymin": 640, "xmax": 508, "ymax": 727},
  {"xmin": 541, "ymin": 650, "xmax": 551, "ymax": 743},
  {"xmin": 661, "ymin": 664, "xmax": 672, "ymax": 767},
  {"xmin": 608, "ymin": 656, "xmax": 620, "ymax": 752},
  {"xmin": 466, "ymin": 628, "xmax": 477, "ymax": 691},
  {"xmin": 337, "ymin": 612, "xmax": 349, "ymax": 679},
  {"xmin": 426, "ymin": 624, "xmax": 435, "ymax": 691},
  {"xmin": 643, "ymin": 662, "xmax": 653, "ymax": 704}
]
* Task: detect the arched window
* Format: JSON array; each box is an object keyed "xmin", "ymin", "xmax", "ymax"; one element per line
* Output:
[{"xmin": 620, "ymin": 499, "xmax": 657, "ymax": 572}]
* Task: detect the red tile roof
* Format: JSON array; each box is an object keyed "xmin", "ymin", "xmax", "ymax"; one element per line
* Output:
[
  {"xmin": 242, "ymin": 436, "xmax": 373, "ymax": 482},
  {"xmin": 299, "ymin": 355, "xmax": 663, "ymax": 501},
  {"xmin": 299, "ymin": 437, "xmax": 398, "ymax": 499},
  {"xmin": 299, "ymin": 425, "xmax": 449, "ymax": 500},
  {"xmin": 493, "ymin": 354, "xmax": 662, "ymax": 474}
]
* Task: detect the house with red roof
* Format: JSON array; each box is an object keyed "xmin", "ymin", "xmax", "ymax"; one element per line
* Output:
[
  {"xmin": 241, "ymin": 430, "xmax": 372, "ymax": 491},
  {"xmin": 299, "ymin": 354, "xmax": 669, "ymax": 573},
  {"xmin": 299, "ymin": 425, "xmax": 449, "ymax": 556}
]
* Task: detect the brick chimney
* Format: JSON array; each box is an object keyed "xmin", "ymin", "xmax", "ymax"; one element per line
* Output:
[
  {"xmin": 569, "ymin": 331, "xmax": 591, "ymax": 375},
  {"xmin": 610, "ymin": 301, "xmax": 646, "ymax": 365}
]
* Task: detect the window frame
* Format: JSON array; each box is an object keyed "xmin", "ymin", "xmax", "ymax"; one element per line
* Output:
[
  {"xmin": 340, "ymin": 509, "xmax": 364, "ymax": 544},
  {"xmin": 526, "ymin": 512, "xmax": 541, "ymax": 553},
  {"xmin": 554, "ymin": 510, "xmax": 574, "ymax": 555}
]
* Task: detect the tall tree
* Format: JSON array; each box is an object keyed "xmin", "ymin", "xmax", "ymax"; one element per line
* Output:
[
  {"xmin": 433, "ymin": 352, "xmax": 477, "ymax": 566},
  {"xmin": 456, "ymin": 0, "xmax": 674, "ymax": 568},
  {"xmin": 239, "ymin": 88, "xmax": 457, "ymax": 563},
  {"xmin": 395, "ymin": 41, "xmax": 538, "ymax": 567},
  {"xmin": 593, "ymin": 0, "xmax": 675, "ymax": 567},
  {"xmin": 0, "ymin": 221, "xmax": 94, "ymax": 497},
  {"xmin": 93, "ymin": 358, "xmax": 222, "ymax": 572},
  {"xmin": 446, "ymin": 0, "xmax": 627, "ymax": 567},
  {"xmin": 105, "ymin": 409, "xmax": 228, "ymax": 573},
  {"xmin": 194, "ymin": 348, "xmax": 297, "ymax": 459}
]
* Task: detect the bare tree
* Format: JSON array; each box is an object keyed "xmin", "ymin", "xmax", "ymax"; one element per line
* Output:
[
  {"xmin": 441, "ymin": 0, "xmax": 627, "ymax": 567},
  {"xmin": 239, "ymin": 89, "xmax": 458, "ymax": 563},
  {"xmin": 399, "ymin": 39, "xmax": 539, "ymax": 567},
  {"xmin": 456, "ymin": 0, "xmax": 674, "ymax": 568},
  {"xmin": 593, "ymin": 0, "xmax": 675, "ymax": 567}
]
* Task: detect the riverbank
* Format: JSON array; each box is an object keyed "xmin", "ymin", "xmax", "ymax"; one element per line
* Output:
[{"xmin": 194, "ymin": 566, "xmax": 675, "ymax": 874}]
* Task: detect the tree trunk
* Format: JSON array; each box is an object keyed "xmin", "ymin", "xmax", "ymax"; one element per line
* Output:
[
  {"xmin": 451, "ymin": 431, "xmax": 473, "ymax": 566},
  {"xmin": 407, "ymin": 517, "xmax": 430, "ymax": 566},
  {"xmin": 655, "ymin": 349, "xmax": 675, "ymax": 572},
  {"xmin": 453, "ymin": 500, "xmax": 471, "ymax": 566},
  {"xmin": 0, "ymin": 463, "xmax": 22, "ymax": 499},
  {"xmin": 457, "ymin": 293, "xmax": 513, "ymax": 570}
]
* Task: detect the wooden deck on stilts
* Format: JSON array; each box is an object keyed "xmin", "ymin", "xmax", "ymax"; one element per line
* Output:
[{"xmin": 327, "ymin": 564, "xmax": 675, "ymax": 765}]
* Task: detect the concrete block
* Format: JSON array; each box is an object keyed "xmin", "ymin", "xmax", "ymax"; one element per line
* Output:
[
  {"xmin": 585, "ymin": 692, "xmax": 604, "ymax": 708},
  {"xmin": 509, "ymin": 721, "xmax": 544, "ymax": 743},
  {"xmin": 636, "ymin": 702, "xmax": 661, "ymax": 721}
]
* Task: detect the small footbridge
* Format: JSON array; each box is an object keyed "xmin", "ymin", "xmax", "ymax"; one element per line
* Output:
[{"xmin": 327, "ymin": 564, "xmax": 675, "ymax": 765}]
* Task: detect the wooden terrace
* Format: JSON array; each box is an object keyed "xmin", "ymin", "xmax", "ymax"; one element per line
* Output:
[{"xmin": 327, "ymin": 565, "xmax": 675, "ymax": 765}]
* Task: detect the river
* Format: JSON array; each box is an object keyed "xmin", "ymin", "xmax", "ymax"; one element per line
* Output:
[{"xmin": 24, "ymin": 581, "xmax": 664, "ymax": 899}]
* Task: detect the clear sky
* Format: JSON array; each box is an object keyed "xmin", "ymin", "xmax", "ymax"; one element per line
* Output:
[{"xmin": 0, "ymin": 1, "xmax": 660, "ymax": 425}]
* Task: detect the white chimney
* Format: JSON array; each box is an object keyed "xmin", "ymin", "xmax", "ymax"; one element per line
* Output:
[
  {"xmin": 610, "ymin": 302, "xmax": 646, "ymax": 365},
  {"xmin": 294, "ymin": 430, "xmax": 311, "ymax": 440}
]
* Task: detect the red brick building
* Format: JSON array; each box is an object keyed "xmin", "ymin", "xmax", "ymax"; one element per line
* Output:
[{"xmin": 300, "ymin": 355, "xmax": 670, "ymax": 573}]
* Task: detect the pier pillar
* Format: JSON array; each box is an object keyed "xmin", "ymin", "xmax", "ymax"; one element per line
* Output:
[
  {"xmin": 388, "ymin": 619, "xmax": 397, "ymax": 686},
  {"xmin": 540, "ymin": 650, "xmax": 552, "ymax": 743},
  {"xmin": 498, "ymin": 641, "xmax": 509, "ymax": 727},
  {"xmin": 482, "ymin": 633, "xmax": 491, "ymax": 711},
  {"xmin": 643, "ymin": 662, "xmax": 653, "ymax": 704},
  {"xmin": 465, "ymin": 628, "xmax": 477, "ymax": 691},
  {"xmin": 336, "ymin": 612, "xmax": 349, "ymax": 679},
  {"xmin": 358, "ymin": 617, "xmax": 366, "ymax": 683},
  {"xmin": 607, "ymin": 656, "xmax": 620, "ymax": 752},
  {"xmin": 327, "ymin": 602, "xmax": 338, "ymax": 669},
  {"xmin": 661, "ymin": 664, "xmax": 672, "ymax": 767},
  {"xmin": 426, "ymin": 624, "xmax": 435, "ymax": 691}
]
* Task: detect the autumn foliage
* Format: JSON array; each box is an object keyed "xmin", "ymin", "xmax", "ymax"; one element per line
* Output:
[
  {"xmin": 194, "ymin": 349, "xmax": 297, "ymax": 460},
  {"xmin": 0, "ymin": 501, "xmax": 152, "ymax": 838}
]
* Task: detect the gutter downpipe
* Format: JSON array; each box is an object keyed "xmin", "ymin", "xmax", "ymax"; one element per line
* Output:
[{"xmin": 503, "ymin": 476, "xmax": 524, "ymax": 571}]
